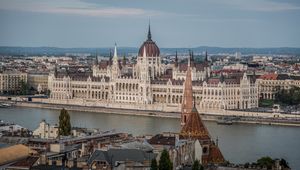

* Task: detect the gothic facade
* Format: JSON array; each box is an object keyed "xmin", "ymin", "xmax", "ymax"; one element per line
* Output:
[{"xmin": 48, "ymin": 25, "xmax": 258, "ymax": 112}]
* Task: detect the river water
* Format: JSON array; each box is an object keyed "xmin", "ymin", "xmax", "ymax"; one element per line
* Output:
[{"xmin": 0, "ymin": 107, "xmax": 299, "ymax": 169}]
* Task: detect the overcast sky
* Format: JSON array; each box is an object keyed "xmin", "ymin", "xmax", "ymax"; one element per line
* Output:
[{"xmin": 0, "ymin": 0, "xmax": 300, "ymax": 48}]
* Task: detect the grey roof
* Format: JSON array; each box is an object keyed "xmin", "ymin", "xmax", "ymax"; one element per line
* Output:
[
  {"xmin": 121, "ymin": 141, "xmax": 154, "ymax": 152},
  {"xmin": 88, "ymin": 149, "xmax": 156, "ymax": 165}
]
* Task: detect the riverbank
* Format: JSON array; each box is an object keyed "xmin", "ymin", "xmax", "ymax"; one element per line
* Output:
[{"xmin": 9, "ymin": 101, "xmax": 300, "ymax": 127}]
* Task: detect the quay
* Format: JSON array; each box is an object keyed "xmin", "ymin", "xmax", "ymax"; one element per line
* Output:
[{"xmin": 9, "ymin": 100, "xmax": 300, "ymax": 127}]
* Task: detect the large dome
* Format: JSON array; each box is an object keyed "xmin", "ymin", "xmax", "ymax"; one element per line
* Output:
[{"xmin": 138, "ymin": 24, "xmax": 160, "ymax": 57}]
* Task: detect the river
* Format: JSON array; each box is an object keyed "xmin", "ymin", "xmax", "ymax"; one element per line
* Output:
[{"xmin": 0, "ymin": 106, "xmax": 299, "ymax": 169}]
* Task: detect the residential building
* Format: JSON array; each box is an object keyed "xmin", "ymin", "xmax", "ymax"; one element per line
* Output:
[
  {"xmin": 0, "ymin": 71, "xmax": 27, "ymax": 94},
  {"xmin": 257, "ymin": 73, "xmax": 300, "ymax": 99}
]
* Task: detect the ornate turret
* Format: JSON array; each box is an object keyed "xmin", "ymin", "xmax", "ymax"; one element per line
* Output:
[
  {"xmin": 175, "ymin": 51, "xmax": 178, "ymax": 67},
  {"xmin": 109, "ymin": 49, "xmax": 112, "ymax": 66},
  {"xmin": 205, "ymin": 50, "xmax": 208, "ymax": 62},
  {"xmin": 95, "ymin": 50, "xmax": 99, "ymax": 65},
  {"xmin": 122, "ymin": 54, "xmax": 126, "ymax": 66},
  {"xmin": 113, "ymin": 43, "xmax": 118, "ymax": 63},
  {"xmin": 112, "ymin": 43, "xmax": 120, "ymax": 80}
]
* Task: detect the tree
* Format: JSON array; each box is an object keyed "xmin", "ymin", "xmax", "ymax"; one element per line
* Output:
[
  {"xmin": 20, "ymin": 80, "xmax": 29, "ymax": 95},
  {"xmin": 158, "ymin": 149, "xmax": 173, "ymax": 170},
  {"xmin": 58, "ymin": 108, "xmax": 71, "ymax": 136},
  {"xmin": 279, "ymin": 159, "xmax": 290, "ymax": 168},
  {"xmin": 257, "ymin": 156, "xmax": 274, "ymax": 170},
  {"xmin": 276, "ymin": 86, "xmax": 300, "ymax": 105},
  {"xmin": 192, "ymin": 159, "xmax": 204, "ymax": 170},
  {"xmin": 151, "ymin": 159, "xmax": 158, "ymax": 170}
]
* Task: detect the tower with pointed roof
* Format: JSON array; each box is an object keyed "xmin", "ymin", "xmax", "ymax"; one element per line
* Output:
[
  {"xmin": 180, "ymin": 63, "xmax": 225, "ymax": 165},
  {"xmin": 111, "ymin": 43, "xmax": 120, "ymax": 80},
  {"xmin": 175, "ymin": 51, "xmax": 178, "ymax": 68}
]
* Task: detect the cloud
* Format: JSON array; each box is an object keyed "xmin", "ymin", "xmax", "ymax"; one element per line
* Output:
[
  {"xmin": 0, "ymin": 0, "xmax": 159, "ymax": 17},
  {"xmin": 218, "ymin": 0, "xmax": 300, "ymax": 12}
]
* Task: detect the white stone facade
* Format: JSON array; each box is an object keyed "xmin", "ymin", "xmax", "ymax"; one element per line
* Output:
[
  {"xmin": 48, "ymin": 29, "xmax": 258, "ymax": 112},
  {"xmin": 33, "ymin": 120, "xmax": 59, "ymax": 139}
]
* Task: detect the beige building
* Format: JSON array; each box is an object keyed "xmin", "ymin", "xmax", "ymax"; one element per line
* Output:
[
  {"xmin": 257, "ymin": 73, "xmax": 300, "ymax": 99},
  {"xmin": 27, "ymin": 72, "xmax": 49, "ymax": 93},
  {"xmin": 48, "ymin": 26, "xmax": 258, "ymax": 112},
  {"xmin": 33, "ymin": 120, "xmax": 59, "ymax": 139},
  {"xmin": 0, "ymin": 71, "xmax": 27, "ymax": 94}
]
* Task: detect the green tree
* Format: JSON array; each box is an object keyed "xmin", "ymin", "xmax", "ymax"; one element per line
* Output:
[
  {"xmin": 276, "ymin": 86, "xmax": 300, "ymax": 105},
  {"xmin": 257, "ymin": 156, "xmax": 274, "ymax": 170},
  {"xmin": 158, "ymin": 149, "xmax": 172, "ymax": 170},
  {"xmin": 192, "ymin": 159, "xmax": 204, "ymax": 170},
  {"xmin": 150, "ymin": 159, "xmax": 158, "ymax": 170},
  {"xmin": 20, "ymin": 80, "xmax": 29, "ymax": 95},
  {"xmin": 58, "ymin": 108, "xmax": 71, "ymax": 136},
  {"xmin": 279, "ymin": 159, "xmax": 290, "ymax": 168}
]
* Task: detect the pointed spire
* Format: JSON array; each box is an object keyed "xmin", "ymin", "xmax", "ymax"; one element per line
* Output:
[
  {"xmin": 114, "ymin": 43, "xmax": 118, "ymax": 58},
  {"xmin": 182, "ymin": 61, "xmax": 193, "ymax": 114},
  {"xmin": 54, "ymin": 65, "xmax": 58, "ymax": 77},
  {"xmin": 109, "ymin": 49, "xmax": 112, "ymax": 65},
  {"xmin": 122, "ymin": 54, "xmax": 126, "ymax": 66},
  {"xmin": 188, "ymin": 55, "xmax": 191, "ymax": 67},
  {"xmin": 147, "ymin": 20, "xmax": 152, "ymax": 41},
  {"xmin": 95, "ymin": 50, "xmax": 99, "ymax": 65},
  {"xmin": 205, "ymin": 50, "xmax": 208, "ymax": 62},
  {"xmin": 175, "ymin": 50, "xmax": 178, "ymax": 67}
]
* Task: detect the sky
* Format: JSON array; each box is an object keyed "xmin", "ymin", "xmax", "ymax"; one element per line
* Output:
[{"xmin": 0, "ymin": 0, "xmax": 300, "ymax": 48}]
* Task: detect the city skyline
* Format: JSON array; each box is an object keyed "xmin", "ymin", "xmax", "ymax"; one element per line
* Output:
[{"xmin": 0, "ymin": 0, "xmax": 300, "ymax": 48}]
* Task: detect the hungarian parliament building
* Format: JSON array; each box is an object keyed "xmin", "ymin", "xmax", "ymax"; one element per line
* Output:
[{"xmin": 48, "ymin": 25, "xmax": 258, "ymax": 112}]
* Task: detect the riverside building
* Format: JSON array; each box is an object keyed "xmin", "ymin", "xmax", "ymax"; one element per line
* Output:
[
  {"xmin": 48, "ymin": 25, "xmax": 258, "ymax": 112},
  {"xmin": 257, "ymin": 73, "xmax": 300, "ymax": 100},
  {"xmin": 0, "ymin": 71, "xmax": 27, "ymax": 94}
]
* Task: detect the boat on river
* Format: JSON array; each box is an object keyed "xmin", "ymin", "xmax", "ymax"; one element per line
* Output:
[
  {"xmin": 0, "ymin": 103, "xmax": 12, "ymax": 108},
  {"xmin": 217, "ymin": 117, "xmax": 233, "ymax": 125}
]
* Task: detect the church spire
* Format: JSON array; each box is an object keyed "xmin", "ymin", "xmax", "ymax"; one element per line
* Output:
[
  {"xmin": 181, "ymin": 62, "xmax": 193, "ymax": 126},
  {"xmin": 109, "ymin": 49, "xmax": 112, "ymax": 65},
  {"xmin": 205, "ymin": 50, "xmax": 208, "ymax": 62},
  {"xmin": 147, "ymin": 21, "xmax": 152, "ymax": 41},
  {"xmin": 113, "ymin": 43, "xmax": 118, "ymax": 59},
  {"xmin": 95, "ymin": 50, "xmax": 99, "ymax": 65},
  {"xmin": 175, "ymin": 50, "xmax": 178, "ymax": 67}
]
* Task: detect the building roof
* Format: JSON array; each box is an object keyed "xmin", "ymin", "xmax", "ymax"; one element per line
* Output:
[
  {"xmin": 88, "ymin": 149, "xmax": 156, "ymax": 166},
  {"xmin": 121, "ymin": 141, "xmax": 153, "ymax": 152},
  {"xmin": 7, "ymin": 156, "xmax": 39, "ymax": 169},
  {"xmin": 147, "ymin": 134, "xmax": 176, "ymax": 146},
  {"xmin": 0, "ymin": 144, "xmax": 37, "ymax": 165},
  {"xmin": 259, "ymin": 73, "xmax": 278, "ymax": 80},
  {"xmin": 180, "ymin": 108, "xmax": 211, "ymax": 141},
  {"xmin": 178, "ymin": 63, "xmax": 207, "ymax": 72}
]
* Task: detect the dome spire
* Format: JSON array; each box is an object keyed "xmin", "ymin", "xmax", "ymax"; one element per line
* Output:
[
  {"xmin": 147, "ymin": 20, "xmax": 152, "ymax": 40},
  {"xmin": 114, "ymin": 42, "xmax": 118, "ymax": 58}
]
